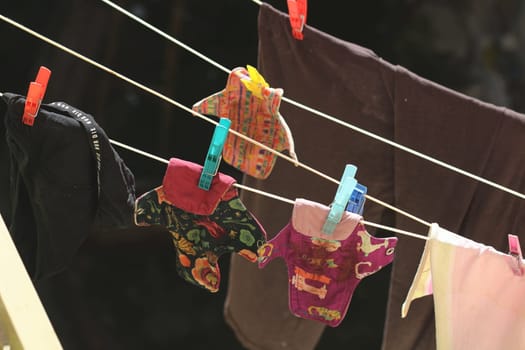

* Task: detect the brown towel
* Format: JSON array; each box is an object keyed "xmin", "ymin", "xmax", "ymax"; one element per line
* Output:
[{"xmin": 224, "ymin": 4, "xmax": 525, "ymax": 350}]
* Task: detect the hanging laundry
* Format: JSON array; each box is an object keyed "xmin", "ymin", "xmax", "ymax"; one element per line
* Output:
[
  {"xmin": 2, "ymin": 93, "xmax": 136, "ymax": 280},
  {"xmin": 134, "ymin": 158, "xmax": 267, "ymax": 293},
  {"xmin": 403, "ymin": 224, "xmax": 525, "ymax": 350},
  {"xmin": 258, "ymin": 198, "xmax": 397, "ymax": 326},
  {"xmin": 226, "ymin": 4, "xmax": 525, "ymax": 350},
  {"xmin": 192, "ymin": 65, "xmax": 297, "ymax": 180}
]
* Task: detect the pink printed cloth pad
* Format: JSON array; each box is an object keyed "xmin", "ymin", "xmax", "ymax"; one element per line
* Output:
[{"xmin": 258, "ymin": 198, "xmax": 398, "ymax": 327}]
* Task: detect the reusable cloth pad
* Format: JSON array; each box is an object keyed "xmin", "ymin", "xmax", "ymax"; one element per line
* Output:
[
  {"xmin": 192, "ymin": 66, "xmax": 297, "ymax": 179},
  {"xmin": 258, "ymin": 198, "xmax": 398, "ymax": 327},
  {"xmin": 135, "ymin": 158, "xmax": 267, "ymax": 292}
]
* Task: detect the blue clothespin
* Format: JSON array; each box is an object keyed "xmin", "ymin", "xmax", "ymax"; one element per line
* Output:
[
  {"xmin": 322, "ymin": 164, "xmax": 358, "ymax": 234},
  {"xmin": 346, "ymin": 183, "xmax": 367, "ymax": 215},
  {"xmin": 199, "ymin": 118, "xmax": 231, "ymax": 190}
]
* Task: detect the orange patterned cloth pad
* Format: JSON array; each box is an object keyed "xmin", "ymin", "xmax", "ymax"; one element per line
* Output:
[{"xmin": 192, "ymin": 66, "xmax": 297, "ymax": 179}]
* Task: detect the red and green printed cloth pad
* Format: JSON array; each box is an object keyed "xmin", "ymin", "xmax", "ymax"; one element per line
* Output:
[{"xmin": 134, "ymin": 158, "xmax": 267, "ymax": 292}]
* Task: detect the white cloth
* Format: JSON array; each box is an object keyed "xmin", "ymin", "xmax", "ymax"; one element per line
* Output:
[{"xmin": 403, "ymin": 223, "xmax": 525, "ymax": 350}]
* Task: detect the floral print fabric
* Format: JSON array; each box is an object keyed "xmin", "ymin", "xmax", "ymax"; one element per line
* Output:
[{"xmin": 134, "ymin": 158, "xmax": 266, "ymax": 292}]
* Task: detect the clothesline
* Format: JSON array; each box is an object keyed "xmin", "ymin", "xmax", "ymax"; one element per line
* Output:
[
  {"xmin": 109, "ymin": 140, "xmax": 428, "ymax": 241},
  {"xmin": 0, "ymin": 13, "xmax": 431, "ymax": 228},
  {"xmin": 99, "ymin": 0, "xmax": 525, "ymax": 201},
  {"xmin": 108, "ymin": 139, "xmax": 299, "ymax": 206}
]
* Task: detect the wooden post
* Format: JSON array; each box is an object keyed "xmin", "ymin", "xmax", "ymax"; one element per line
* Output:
[{"xmin": 0, "ymin": 214, "xmax": 62, "ymax": 349}]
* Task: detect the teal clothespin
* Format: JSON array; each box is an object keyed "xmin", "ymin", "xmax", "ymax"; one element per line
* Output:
[
  {"xmin": 199, "ymin": 118, "xmax": 231, "ymax": 190},
  {"xmin": 322, "ymin": 164, "xmax": 358, "ymax": 234}
]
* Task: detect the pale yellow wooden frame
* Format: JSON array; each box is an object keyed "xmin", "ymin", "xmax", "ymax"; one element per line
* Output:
[{"xmin": 0, "ymin": 214, "xmax": 62, "ymax": 349}]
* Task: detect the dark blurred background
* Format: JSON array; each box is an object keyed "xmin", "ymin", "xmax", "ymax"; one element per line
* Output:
[{"xmin": 1, "ymin": 0, "xmax": 524, "ymax": 349}]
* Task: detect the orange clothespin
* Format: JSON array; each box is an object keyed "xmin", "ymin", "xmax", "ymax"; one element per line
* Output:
[
  {"xmin": 22, "ymin": 66, "xmax": 51, "ymax": 126},
  {"xmin": 286, "ymin": 0, "xmax": 307, "ymax": 40}
]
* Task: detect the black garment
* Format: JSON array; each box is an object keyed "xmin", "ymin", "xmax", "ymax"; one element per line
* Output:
[{"xmin": 3, "ymin": 93, "xmax": 135, "ymax": 279}]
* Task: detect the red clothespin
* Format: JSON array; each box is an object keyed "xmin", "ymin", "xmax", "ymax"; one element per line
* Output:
[
  {"xmin": 22, "ymin": 66, "xmax": 51, "ymax": 126},
  {"xmin": 286, "ymin": 0, "xmax": 307, "ymax": 40},
  {"xmin": 508, "ymin": 234, "xmax": 523, "ymax": 275}
]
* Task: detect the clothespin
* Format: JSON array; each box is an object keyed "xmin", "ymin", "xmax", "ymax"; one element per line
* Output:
[
  {"xmin": 508, "ymin": 234, "xmax": 523, "ymax": 275},
  {"xmin": 199, "ymin": 118, "xmax": 231, "ymax": 190},
  {"xmin": 240, "ymin": 65, "xmax": 269, "ymax": 100},
  {"xmin": 346, "ymin": 183, "xmax": 367, "ymax": 215},
  {"xmin": 22, "ymin": 66, "xmax": 51, "ymax": 126},
  {"xmin": 322, "ymin": 164, "xmax": 358, "ymax": 234},
  {"xmin": 286, "ymin": 0, "xmax": 307, "ymax": 40}
]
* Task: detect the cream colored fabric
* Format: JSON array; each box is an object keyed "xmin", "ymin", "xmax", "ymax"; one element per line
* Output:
[{"xmin": 403, "ymin": 223, "xmax": 525, "ymax": 350}]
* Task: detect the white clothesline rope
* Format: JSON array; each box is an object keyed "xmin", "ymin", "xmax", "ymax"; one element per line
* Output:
[
  {"xmin": 99, "ymin": 0, "xmax": 525, "ymax": 202},
  {"xmin": 109, "ymin": 139, "xmax": 428, "ymax": 240},
  {"xmin": 0, "ymin": 13, "xmax": 431, "ymax": 228},
  {"xmin": 107, "ymin": 140, "xmax": 304, "ymax": 207}
]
